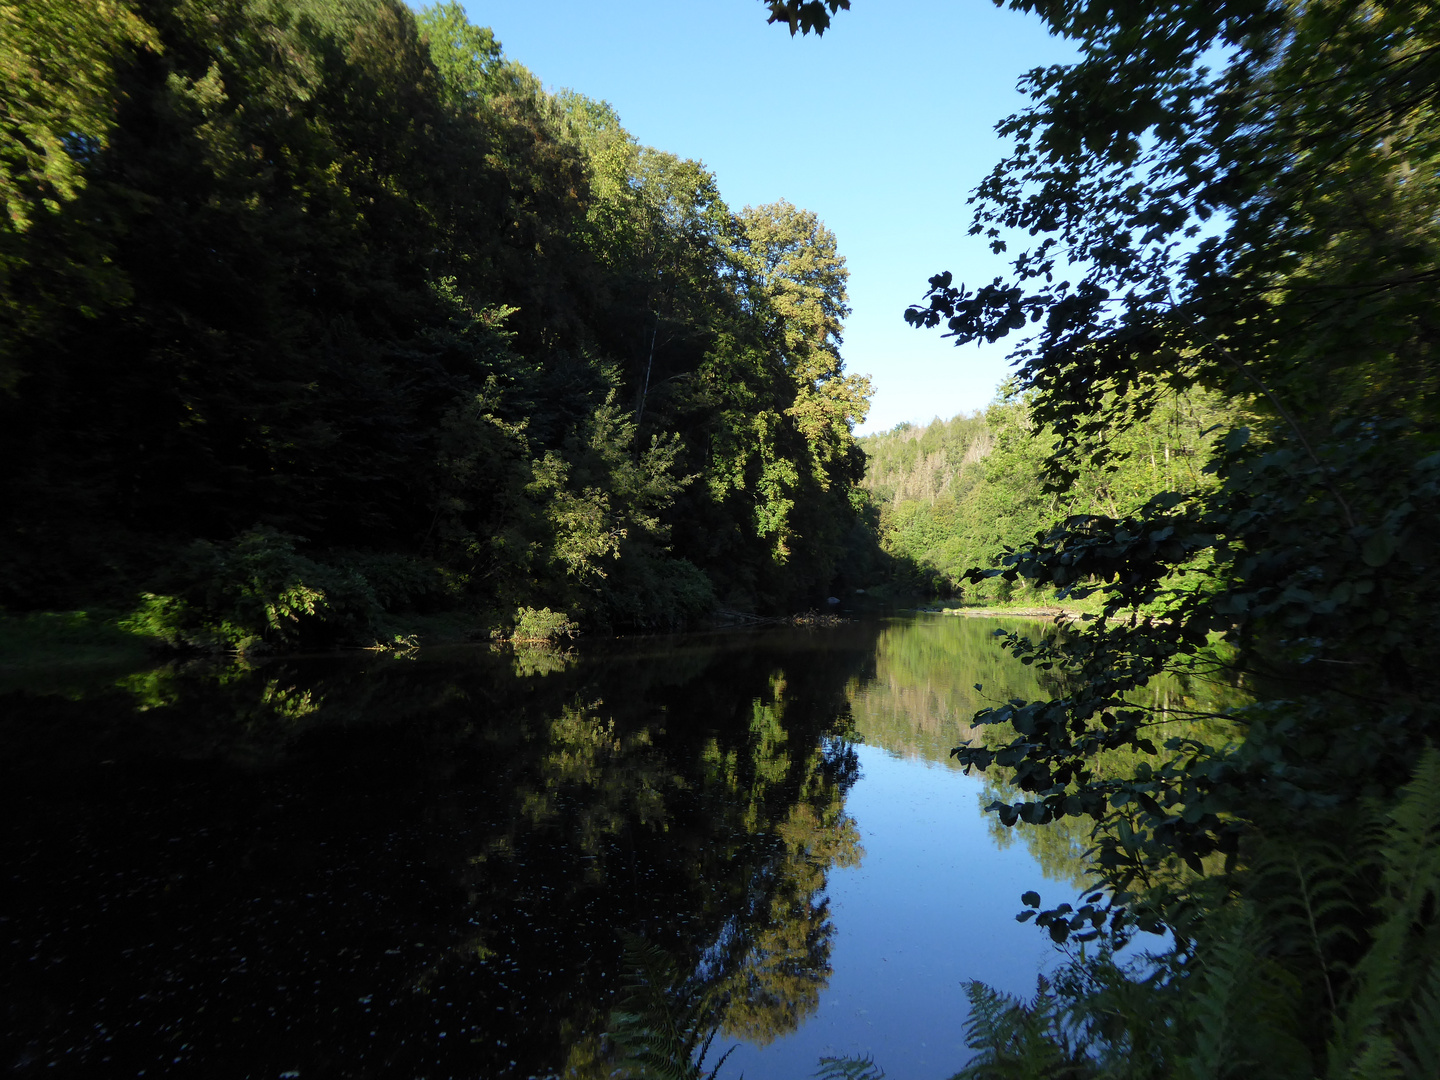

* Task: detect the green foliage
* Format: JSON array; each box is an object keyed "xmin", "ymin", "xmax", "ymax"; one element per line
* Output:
[
  {"xmin": 413, "ymin": 1, "xmax": 501, "ymax": 105},
  {"xmin": 858, "ymin": 387, "xmax": 1229, "ymax": 601},
  {"xmin": 1325, "ymin": 749, "xmax": 1440, "ymax": 1077},
  {"xmin": 606, "ymin": 935, "xmax": 735, "ymax": 1080},
  {"xmin": 0, "ymin": 0, "xmax": 873, "ymax": 638},
  {"xmin": 0, "ymin": 0, "xmax": 157, "ymax": 388},
  {"xmin": 0, "ymin": 608, "xmax": 150, "ymax": 669},
  {"xmin": 951, "ymin": 750, "xmax": 1440, "ymax": 1080},
  {"xmin": 602, "ymin": 553, "xmax": 717, "ymax": 632},
  {"xmin": 780, "ymin": 0, "xmax": 1440, "ymax": 1073},
  {"xmin": 120, "ymin": 527, "xmax": 380, "ymax": 652},
  {"xmin": 952, "ymin": 978, "xmax": 1087, "ymax": 1080},
  {"xmin": 510, "ymin": 606, "xmax": 577, "ymax": 643},
  {"xmin": 0, "ymin": 0, "xmax": 156, "ymax": 229},
  {"xmin": 330, "ymin": 550, "xmax": 453, "ymax": 613}
]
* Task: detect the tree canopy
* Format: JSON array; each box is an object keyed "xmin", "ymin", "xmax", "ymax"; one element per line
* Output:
[{"xmin": 0, "ymin": 0, "xmax": 875, "ymax": 647}]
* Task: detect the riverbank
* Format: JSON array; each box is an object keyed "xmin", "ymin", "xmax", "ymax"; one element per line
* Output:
[
  {"xmin": 0, "ymin": 611, "xmax": 154, "ymax": 672},
  {"xmin": 0, "ymin": 603, "xmax": 855, "ymax": 674},
  {"xmin": 0, "ymin": 608, "xmax": 489, "ymax": 674},
  {"xmin": 928, "ymin": 605, "xmax": 1080, "ymax": 619}
]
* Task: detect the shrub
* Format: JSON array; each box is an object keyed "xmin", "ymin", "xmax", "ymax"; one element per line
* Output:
[
  {"xmin": 123, "ymin": 527, "xmax": 382, "ymax": 652},
  {"xmin": 599, "ymin": 553, "xmax": 716, "ymax": 631},
  {"xmin": 331, "ymin": 550, "xmax": 452, "ymax": 612},
  {"xmin": 510, "ymin": 606, "xmax": 578, "ymax": 643}
]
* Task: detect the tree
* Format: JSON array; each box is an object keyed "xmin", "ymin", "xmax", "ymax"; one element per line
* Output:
[
  {"xmin": 761, "ymin": 0, "xmax": 850, "ymax": 37},
  {"xmin": 0, "ymin": 0, "xmax": 157, "ymax": 388},
  {"xmin": 781, "ymin": 0, "xmax": 1440, "ymax": 1070},
  {"xmin": 738, "ymin": 200, "xmax": 869, "ymax": 483}
]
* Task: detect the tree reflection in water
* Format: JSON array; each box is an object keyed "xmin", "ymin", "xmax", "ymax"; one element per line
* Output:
[
  {"xmin": 1, "ymin": 624, "xmax": 882, "ymax": 1077},
  {"xmin": 706, "ymin": 685, "xmax": 863, "ymax": 1047}
]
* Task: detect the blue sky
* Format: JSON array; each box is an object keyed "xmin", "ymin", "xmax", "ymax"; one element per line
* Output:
[{"xmin": 460, "ymin": 1, "xmax": 1077, "ymax": 434}]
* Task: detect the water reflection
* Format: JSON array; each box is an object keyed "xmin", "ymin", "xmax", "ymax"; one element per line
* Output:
[
  {"xmin": 2, "ymin": 615, "xmax": 1109, "ymax": 1078},
  {"xmin": 3, "ymin": 626, "xmax": 885, "ymax": 1077},
  {"xmin": 847, "ymin": 614, "xmax": 1065, "ymax": 763}
]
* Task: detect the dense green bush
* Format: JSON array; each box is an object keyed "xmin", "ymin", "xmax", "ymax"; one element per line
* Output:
[
  {"xmin": 120, "ymin": 528, "xmax": 381, "ymax": 652},
  {"xmin": 598, "ymin": 552, "xmax": 717, "ymax": 632},
  {"xmin": 509, "ymin": 606, "xmax": 578, "ymax": 643}
]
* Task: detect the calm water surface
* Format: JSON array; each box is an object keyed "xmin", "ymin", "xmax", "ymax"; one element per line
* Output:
[{"xmin": 2, "ymin": 614, "xmax": 1083, "ymax": 1078}]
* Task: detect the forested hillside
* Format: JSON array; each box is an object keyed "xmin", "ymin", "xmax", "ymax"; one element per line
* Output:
[
  {"xmin": 0, "ymin": 0, "xmax": 872, "ymax": 649},
  {"xmin": 858, "ymin": 387, "xmax": 1230, "ymax": 599}
]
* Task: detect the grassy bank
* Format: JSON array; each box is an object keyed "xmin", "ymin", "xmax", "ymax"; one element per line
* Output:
[{"xmin": 0, "ymin": 611, "xmax": 155, "ymax": 672}]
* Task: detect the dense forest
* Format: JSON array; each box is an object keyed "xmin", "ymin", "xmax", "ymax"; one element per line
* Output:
[
  {"xmin": 0, "ymin": 0, "xmax": 873, "ymax": 650},
  {"xmin": 858, "ymin": 386, "xmax": 1231, "ymax": 600},
  {"xmin": 779, "ymin": 0, "xmax": 1440, "ymax": 1076}
]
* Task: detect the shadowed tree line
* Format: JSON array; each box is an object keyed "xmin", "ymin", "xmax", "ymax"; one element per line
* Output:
[{"xmin": 0, "ymin": 0, "xmax": 874, "ymax": 650}]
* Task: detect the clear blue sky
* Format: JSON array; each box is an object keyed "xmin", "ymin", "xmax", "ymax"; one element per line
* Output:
[{"xmin": 460, "ymin": 1, "xmax": 1076, "ymax": 434}]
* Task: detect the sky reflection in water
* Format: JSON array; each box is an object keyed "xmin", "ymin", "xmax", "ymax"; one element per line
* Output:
[{"xmin": 725, "ymin": 747, "xmax": 1064, "ymax": 1079}]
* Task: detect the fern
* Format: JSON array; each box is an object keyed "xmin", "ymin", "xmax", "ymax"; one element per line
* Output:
[
  {"xmin": 814, "ymin": 1054, "xmax": 886, "ymax": 1080},
  {"xmin": 952, "ymin": 978, "xmax": 1089, "ymax": 1080},
  {"xmin": 606, "ymin": 934, "xmax": 736, "ymax": 1080},
  {"xmin": 1241, "ymin": 832, "xmax": 1367, "ymax": 1020},
  {"xmin": 1398, "ymin": 967, "xmax": 1440, "ymax": 1080},
  {"xmin": 1053, "ymin": 949, "xmax": 1174, "ymax": 1079},
  {"xmin": 1326, "ymin": 748, "xmax": 1440, "ymax": 1079},
  {"xmin": 1174, "ymin": 906, "xmax": 1309, "ymax": 1080},
  {"xmin": 1376, "ymin": 748, "xmax": 1440, "ymax": 927},
  {"xmin": 944, "ymin": 758, "xmax": 1440, "ymax": 1080}
]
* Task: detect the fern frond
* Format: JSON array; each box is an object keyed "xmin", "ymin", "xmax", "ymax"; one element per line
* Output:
[
  {"xmin": 1158, "ymin": 901, "xmax": 1319, "ymax": 1080},
  {"xmin": 961, "ymin": 980, "xmax": 1030, "ymax": 1055},
  {"xmin": 1376, "ymin": 747, "xmax": 1440, "ymax": 922},
  {"xmin": 814, "ymin": 1053, "xmax": 886, "ymax": 1080},
  {"xmin": 1178, "ymin": 909, "xmax": 1264, "ymax": 1078},
  {"xmin": 953, "ymin": 977, "xmax": 1083, "ymax": 1080},
  {"xmin": 606, "ymin": 933, "xmax": 734, "ymax": 1080},
  {"xmin": 1325, "ymin": 920, "xmax": 1406, "ymax": 1080},
  {"xmin": 704, "ymin": 1040, "xmax": 738, "ymax": 1080},
  {"xmin": 1327, "ymin": 748, "xmax": 1440, "ymax": 1079},
  {"xmin": 1398, "ymin": 966, "xmax": 1440, "ymax": 1080},
  {"xmin": 1245, "ymin": 833, "xmax": 1366, "ymax": 1015}
]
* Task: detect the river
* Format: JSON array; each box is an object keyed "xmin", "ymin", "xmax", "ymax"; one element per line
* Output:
[{"xmin": 2, "ymin": 613, "xmax": 1086, "ymax": 1079}]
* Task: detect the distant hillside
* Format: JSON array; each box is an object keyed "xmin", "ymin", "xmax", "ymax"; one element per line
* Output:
[
  {"xmin": 857, "ymin": 388, "xmax": 1231, "ymax": 599},
  {"xmin": 860, "ymin": 412, "xmax": 992, "ymax": 506}
]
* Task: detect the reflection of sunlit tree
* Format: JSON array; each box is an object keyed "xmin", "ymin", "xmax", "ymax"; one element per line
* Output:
[
  {"xmin": 675, "ymin": 674, "xmax": 864, "ymax": 1046},
  {"xmin": 497, "ymin": 698, "xmax": 682, "ymax": 861},
  {"xmin": 847, "ymin": 615, "xmax": 1064, "ymax": 763},
  {"xmin": 981, "ymin": 778, "xmax": 1093, "ymax": 889},
  {"xmin": 506, "ymin": 642, "xmax": 579, "ymax": 678},
  {"xmin": 746, "ymin": 693, "xmax": 791, "ymax": 799},
  {"xmin": 717, "ymin": 794, "xmax": 862, "ymax": 1045},
  {"xmin": 447, "ymin": 655, "xmax": 869, "ymax": 1070}
]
